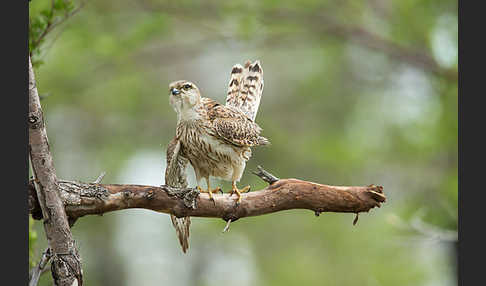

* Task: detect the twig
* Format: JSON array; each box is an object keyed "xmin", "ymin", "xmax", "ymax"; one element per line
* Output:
[
  {"xmin": 94, "ymin": 171, "xmax": 106, "ymax": 184},
  {"xmin": 30, "ymin": 0, "xmax": 86, "ymax": 57},
  {"xmin": 252, "ymin": 165, "xmax": 280, "ymax": 184},
  {"xmin": 222, "ymin": 219, "xmax": 232, "ymax": 233},
  {"xmin": 38, "ymin": 93, "xmax": 51, "ymax": 101},
  {"xmin": 353, "ymin": 213, "xmax": 359, "ymax": 226},
  {"xmin": 29, "ymin": 248, "xmax": 52, "ymax": 286}
]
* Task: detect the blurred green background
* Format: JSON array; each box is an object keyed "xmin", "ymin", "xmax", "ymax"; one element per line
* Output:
[{"xmin": 29, "ymin": 0, "xmax": 457, "ymax": 285}]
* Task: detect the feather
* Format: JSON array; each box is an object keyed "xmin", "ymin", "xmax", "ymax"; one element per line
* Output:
[
  {"xmin": 165, "ymin": 138, "xmax": 191, "ymax": 253},
  {"xmin": 170, "ymin": 215, "xmax": 190, "ymax": 253},
  {"xmin": 226, "ymin": 60, "xmax": 264, "ymax": 121},
  {"xmin": 207, "ymin": 105, "xmax": 269, "ymax": 147}
]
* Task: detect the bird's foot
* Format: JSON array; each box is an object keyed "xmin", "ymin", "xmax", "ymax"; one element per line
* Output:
[
  {"xmin": 197, "ymin": 186, "xmax": 222, "ymax": 205},
  {"xmin": 230, "ymin": 185, "xmax": 251, "ymax": 206}
]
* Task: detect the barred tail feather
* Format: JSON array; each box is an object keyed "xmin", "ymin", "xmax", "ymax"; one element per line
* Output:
[
  {"xmin": 258, "ymin": 136, "xmax": 271, "ymax": 146},
  {"xmin": 226, "ymin": 63, "xmax": 244, "ymax": 108},
  {"xmin": 170, "ymin": 215, "xmax": 191, "ymax": 253},
  {"xmin": 226, "ymin": 60, "xmax": 264, "ymax": 122}
]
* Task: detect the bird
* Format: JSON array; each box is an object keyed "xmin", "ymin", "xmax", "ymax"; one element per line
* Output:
[
  {"xmin": 166, "ymin": 60, "xmax": 267, "ymax": 253},
  {"xmin": 168, "ymin": 60, "xmax": 269, "ymax": 206}
]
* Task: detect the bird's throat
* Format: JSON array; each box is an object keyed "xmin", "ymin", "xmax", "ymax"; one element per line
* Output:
[{"xmin": 178, "ymin": 105, "xmax": 202, "ymax": 123}]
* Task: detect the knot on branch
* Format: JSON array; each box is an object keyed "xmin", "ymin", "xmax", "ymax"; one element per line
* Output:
[
  {"xmin": 28, "ymin": 112, "xmax": 42, "ymax": 129},
  {"xmin": 51, "ymin": 248, "xmax": 83, "ymax": 286},
  {"xmin": 365, "ymin": 184, "xmax": 386, "ymax": 204},
  {"xmin": 222, "ymin": 214, "xmax": 240, "ymax": 223},
  {"xmin": 144, "ymin": 190, "xmax": 155, "ymax": 200},
  {"xmin": 165, "ymin": 186, "xmax": 199, "ymax": 209}
]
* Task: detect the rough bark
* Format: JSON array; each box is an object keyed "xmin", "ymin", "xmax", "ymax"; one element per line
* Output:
[
  {"xmin": 29, "ymin": 57, "xmax": 83, "ymax": 286},
  {"xmin": 28, "ymin": 168, "xmax": 386, "ymax": 225}
]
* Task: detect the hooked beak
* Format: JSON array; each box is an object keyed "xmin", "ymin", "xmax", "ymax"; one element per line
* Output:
[{"xmin": 170, "ymin": 88, "xmax": 181, "ymax": 95}]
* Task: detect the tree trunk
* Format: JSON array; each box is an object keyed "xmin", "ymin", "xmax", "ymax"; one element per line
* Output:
[{"xmin": 29, "ymin": 56, "xmax": 83, "ymax": 286}]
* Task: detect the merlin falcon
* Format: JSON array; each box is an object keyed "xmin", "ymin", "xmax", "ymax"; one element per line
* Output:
[
  {"xmin": 169, "ymin": 60, "xmax": 268, "ymax": 203},
  {"xmin": 166, "ymin": 60, "xmax": 269, "ymax": 252}
]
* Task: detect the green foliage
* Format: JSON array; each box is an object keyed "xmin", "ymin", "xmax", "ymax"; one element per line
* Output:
[
  {"xmin": 29, "ymin": 216, "xmax": 38, "ymax": 268},
  {"xmin": 29, "ymin": 0, "xmax": 79, "ymax": 68}
]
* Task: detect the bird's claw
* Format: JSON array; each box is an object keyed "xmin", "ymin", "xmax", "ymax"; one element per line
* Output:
[
  {"xmin": 198, "ymin": 185, "xmax": 221, "ymax": 205},
  {"xmin": 242, "ymin": 186, "xmax": 251, "ymax": 193},
  {"xmin": 231, "ymin": 185, "xmax": 250, "ymax": 207},
  {"xmin": 235, "ymin": 195, "xmax": 243, "ymax": 207}
]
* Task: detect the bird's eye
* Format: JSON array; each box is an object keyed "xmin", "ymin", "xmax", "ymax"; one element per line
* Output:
[{"xmin": 183, "ymin": 84, "xmax": 192, "ymax": 90}]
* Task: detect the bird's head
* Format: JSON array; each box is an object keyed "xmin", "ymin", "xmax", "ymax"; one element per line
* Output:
[{"xmin": 169, "ymin": 80, "xmax": 202, "ymax": 116}]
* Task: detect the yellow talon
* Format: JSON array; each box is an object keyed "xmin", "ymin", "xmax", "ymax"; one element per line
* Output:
[
  {"xmin": 198, "ymin": 179, "xmax": 222, "ymax": 204},
  {"xmin": 231, "ymin": 182, "xmax": 250, "ymax": 205}
]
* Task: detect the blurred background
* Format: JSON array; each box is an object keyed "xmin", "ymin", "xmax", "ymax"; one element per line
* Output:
[{"xmin": 29, "ymin": 0, "xmax": 458, "ymax": 285}]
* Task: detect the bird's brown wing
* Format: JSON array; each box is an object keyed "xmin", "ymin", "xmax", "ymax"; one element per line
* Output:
[
  {"xmin": 166, "ymin": 137, "xmax": 189, "ymax": 187},
  {"xmin": 165, "ymin": 137, "xmax": 191, "ymax": 253},
  {"xmin": 225, "ymin": 60, "xmax": 264, "ymax": 122},
  {"xmin": 206, "ymin": 104, "xmax": 270, "ymax": 147}
]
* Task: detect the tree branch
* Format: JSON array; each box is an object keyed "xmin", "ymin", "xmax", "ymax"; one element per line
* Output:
[
  {"xmin": 29, "ymin": 56, "xmax": 83, "ymax": 286},
  {"xmin": 28, "ymin": 168, "xmax": 386, "ymax": 225}
]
